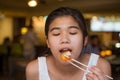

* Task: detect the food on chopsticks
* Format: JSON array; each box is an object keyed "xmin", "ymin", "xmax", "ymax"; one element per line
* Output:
[
  {"xmin": 61, "ymin": 51, "xmax": 87, "ymax": 71},
  {"xmin": 61, "ymin": 51, "xmax": 72, "ymax": 61}
]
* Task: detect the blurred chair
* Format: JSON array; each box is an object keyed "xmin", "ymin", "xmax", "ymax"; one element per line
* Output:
[
  {"xmin": 0, "ymin": 45, "xmax": 7, "ymax": 74},
  {"xmin": 9, "ymin": 43, "xmax": 28, "ymax": 80},
  {"xmin": 0, "ymin": 45, "xmax": 7, "ymax": 55},
  {"xmin": 9, "ymin": 56, "xmax": 27, "ymax": 80}
]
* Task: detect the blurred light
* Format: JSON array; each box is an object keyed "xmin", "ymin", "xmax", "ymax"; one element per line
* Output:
[
  {"xmin": 115, "ymin": 43, "xmax": 120, "ymax": 48},
  {"xmin": 105, "ymin": 50, "xmax": 112, "ymax": 56},
  {"xmin": 100, "ymin": 51, "xmax": 106, "ymax": 57},
  {"xmin": 92, "ymin": 16, "xmax": 97, "ymax": 20},
  {"xmin": 28, "ymin": 0, "xmax": 37, "ymax": 7},
  {"xmin": 21, "ymin": 27, "xmax": 28, "ymax": 35},
  {"xmin": 100, "ymin": 50, "xmax": 112, "ymax": 57}
]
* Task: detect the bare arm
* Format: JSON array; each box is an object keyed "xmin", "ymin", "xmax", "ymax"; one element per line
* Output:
[
  {"xmin": 26, "ymin": 60, "xmax": 39, "ymax": 80},
  {"xmin": 98, "ymin": 58, "xmax": 112, "ymax": 78}
]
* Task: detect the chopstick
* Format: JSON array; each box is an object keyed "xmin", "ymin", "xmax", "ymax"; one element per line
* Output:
[
  {"xmin": 68, "ymin": 58, "xmax": 113, "ymax": 80},
  {"xmin": 68, "ymin": 60, "xmax": 86, "ymax": 72},
  {"xmin": 71, "ymin": 59, "xmax": 88, "ymax": 68}
]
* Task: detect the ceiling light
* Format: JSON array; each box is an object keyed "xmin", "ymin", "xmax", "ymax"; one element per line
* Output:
[{"xmin": 28, "ymin": 0, "xmax": 37, "ymax": 7}]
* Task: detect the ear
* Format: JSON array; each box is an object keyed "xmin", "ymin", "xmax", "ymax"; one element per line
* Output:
[
  {"xmin": 84, "ymin": 36, "xmax": 88, "ymax": 46},
  {"xmin": 46, "ymin": 37, "xmax": 50, "ymax": 48}
]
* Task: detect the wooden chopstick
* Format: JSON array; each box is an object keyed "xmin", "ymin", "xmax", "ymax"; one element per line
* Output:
[
  {"xmin": 71, "ymin": 59, "xmax": 88, "ymax": 68},
  {"xmin": 68, "ymin": 60, "xmax": 86, "ymax": 72}
]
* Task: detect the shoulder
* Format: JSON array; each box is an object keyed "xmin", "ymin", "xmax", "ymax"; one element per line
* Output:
[
  {"xmin": 97, "ymin": 56, "xmax": 111, "ymax": 69},
  {"xmin": 26, "ymin": 59, "xmax": 38, "ymax": 72},
  {"xmin": 85, "ymin": 53, "xmax": 111, "ymax": 75},
  {"xmin": 86, "ymin": 53, "xmax": 111, "ymax": 71},
  {"xmin": 26, "ymin": 59, "xmax": 39, "ymax": 80},
  {"xmin": 97, "ymin": 56, "xmax": 111, "ymax": 75},
  {"xmin": 84, "ymin": 53, "xmax": 111, "ymax": 73}
]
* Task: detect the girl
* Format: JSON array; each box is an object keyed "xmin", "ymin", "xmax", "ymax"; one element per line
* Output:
[{"xmin": 26, "ymin": 7, "xmax": 112, "ymax": 80}]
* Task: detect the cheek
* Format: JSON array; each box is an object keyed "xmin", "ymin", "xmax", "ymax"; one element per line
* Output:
[
  {"xmin": 71, "ymin": 35, "xmax": 83, "ymax": 45},
  {"xmin": 73, "ymin": 39, "xmax": 83, "ymax": 51},
  {"xmin": 47, "ymin": 37, "xmax": 59, "ymax": 49},
  {"xmin": 71, "ymin": 35, "xmax": 84, "ymax": 52},
  {"xmin": 47, "ymin": 37, "xmax": 60, "ymax": 57}
]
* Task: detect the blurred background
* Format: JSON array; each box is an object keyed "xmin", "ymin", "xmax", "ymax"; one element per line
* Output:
[{"xmin": 0, "ymin": 0, "xmax": 120, "ymax": 80}]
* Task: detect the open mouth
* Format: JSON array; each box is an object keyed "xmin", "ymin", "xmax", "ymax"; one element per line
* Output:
[{"xmin": 59, "ymin": 48, "xmax": 72, "ymax": 54}]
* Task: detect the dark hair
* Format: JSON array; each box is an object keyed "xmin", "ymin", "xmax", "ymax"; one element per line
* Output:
[{"xmin": 45, "ymin": 7, "xmax": 88, "ymax": 39}]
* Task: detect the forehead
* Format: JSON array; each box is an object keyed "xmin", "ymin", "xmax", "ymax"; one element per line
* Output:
[{"xmin": 49, "ymin": 16, "xmax": 79, "ymax": 28}]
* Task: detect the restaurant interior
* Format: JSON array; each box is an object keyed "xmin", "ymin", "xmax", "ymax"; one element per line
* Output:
[{"xmin": 0, "ymin": 0, "xmax": 120, "ymax": 80}]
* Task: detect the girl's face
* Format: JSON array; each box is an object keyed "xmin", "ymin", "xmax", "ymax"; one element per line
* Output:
[{"xmin": 46, "ymin": 16, "xmax": 87, "ymax": 63}]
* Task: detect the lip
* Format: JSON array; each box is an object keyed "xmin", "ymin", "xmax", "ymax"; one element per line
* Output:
[{"xmin": 59, "ymin": 47, "xmax": 72, "ymax": 54}]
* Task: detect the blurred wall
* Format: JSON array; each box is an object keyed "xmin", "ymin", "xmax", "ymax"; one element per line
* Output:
[{"xmin": 0, "ymin": 17, "xmax": 13, "ymax": 44}]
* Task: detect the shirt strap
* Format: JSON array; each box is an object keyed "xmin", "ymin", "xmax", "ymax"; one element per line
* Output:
[{"xmin": 38, "ymin": 57, "xmax": 50, "ymax": 80}]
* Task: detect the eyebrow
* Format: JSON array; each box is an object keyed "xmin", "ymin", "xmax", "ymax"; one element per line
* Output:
[
  {"xmin": 49, "ymin": 27, "xmax": 60, "ymax": 32},
  {"xmin": 69, "ymin": 26, "xmax": 80, "ymax": 30}
]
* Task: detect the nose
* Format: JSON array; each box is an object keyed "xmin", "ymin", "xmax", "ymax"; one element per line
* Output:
[{"xmin": 60, "ymin": 32, "xmax": 70, "ymax": 44}]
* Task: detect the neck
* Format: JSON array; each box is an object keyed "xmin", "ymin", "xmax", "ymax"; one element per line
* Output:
[
  {"xmin": 47, "ymin": 55, "xmax": 87, "ymax": 79},
  {"xmin": 55, "ymin": 57, "xmax": 84, "ymax": 75}
]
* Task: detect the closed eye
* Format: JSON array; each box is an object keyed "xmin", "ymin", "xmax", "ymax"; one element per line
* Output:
[
  {"xmin": 53, "ymin": 33, "xmax": 60, "ymax": 36},
  {"xmin": 69, "ymin": 32, "xmax": 77, "ymax": 35},
  {"xmin": 68, "ymin": 26, "xmax": 80, "ymax": 35}
]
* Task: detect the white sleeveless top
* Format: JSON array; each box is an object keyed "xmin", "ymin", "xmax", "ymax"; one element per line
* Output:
[{"xmin": 38, "ymin": 53, "xmax": 99, "ymax": 80}]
